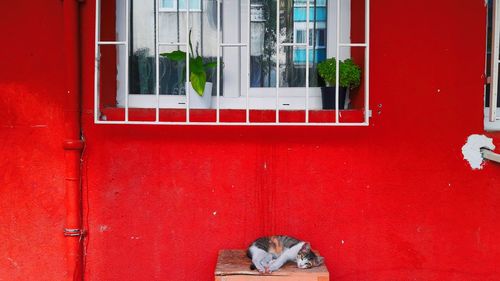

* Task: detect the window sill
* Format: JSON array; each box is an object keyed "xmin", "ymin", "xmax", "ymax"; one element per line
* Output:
[{"xmin": 99, "ymin": 108, "xmax": 367, "ymax": 124}]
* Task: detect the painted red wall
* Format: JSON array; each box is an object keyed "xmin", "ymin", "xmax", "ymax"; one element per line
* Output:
[
  {"xmin": 0, "ymin": 2, "xmax": 67, "ymax": 281},
  {"xmin": 1, "ymin": 1, "xmax": 499, "ymax": 281}
]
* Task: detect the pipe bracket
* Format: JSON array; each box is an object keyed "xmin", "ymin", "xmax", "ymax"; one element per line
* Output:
[
  {"xmin": 63, "ymin": 139, "xmax": 85, "ymax": 151},
  {"xmin": 64, "ymin": 228, "xmax": 86, "ymax": 237}
]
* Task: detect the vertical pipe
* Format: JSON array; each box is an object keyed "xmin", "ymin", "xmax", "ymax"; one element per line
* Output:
[{"xmin": 63, "ymin": 0, "xmax": 84, "ymax": 280}]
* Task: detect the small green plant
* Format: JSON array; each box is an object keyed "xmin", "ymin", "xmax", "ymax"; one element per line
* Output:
[
  {"xmin": 317, "ymin": 58, "xmax": 361, "ymax": 89},
  {"xmin": 160, "ymin": 30, "xmax": 217, "ymax": 96}
]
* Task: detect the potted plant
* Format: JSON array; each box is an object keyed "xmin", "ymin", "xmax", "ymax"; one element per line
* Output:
[
  {"xmin": 160, "ymin": 30, "xmax": 217, "ymax": 109},
  {"xmin": 317, "ymin": 58, "xmax": 361, "ymax": 110}
]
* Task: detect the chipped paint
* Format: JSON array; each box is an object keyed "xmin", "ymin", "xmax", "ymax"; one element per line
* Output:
[
  {"xmin": 462, "ymin": 134, "xmax": 496, "ymax": 169},
  {"xmin": 6, "ymin": 258, "xmax": 19, "ymax": 269},
  {"xmin": 99, "ymin": 225, "xmax": 109, "ymax": 232}
]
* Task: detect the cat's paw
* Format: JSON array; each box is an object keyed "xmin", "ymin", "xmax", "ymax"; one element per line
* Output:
[
  {"xmin": 253, "ymin": 262, "xmax": 266, "ymax": 273},
  {"xmin": 268, "ymin": 261, "xmax": 281, "ymax": 272}
]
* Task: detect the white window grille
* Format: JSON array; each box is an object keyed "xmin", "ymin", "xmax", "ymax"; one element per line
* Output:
[
  {"xmin": 487, "ymin": 0, "xmax": 500, "ymax": 131},
  {"xmin": 94, "ymin": 0, "xmax": 370, "ymax": 126}
]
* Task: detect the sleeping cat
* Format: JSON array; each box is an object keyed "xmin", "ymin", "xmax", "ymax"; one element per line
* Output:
[{"xmin": 246, "ymin": 235, "xmax": 324, "ymax": 273}]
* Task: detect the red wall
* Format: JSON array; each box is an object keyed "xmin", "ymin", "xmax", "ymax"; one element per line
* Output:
[
  {"xmin": 1, "ymin": 1, "xmax": 500, "ymax": 281},
  {"xmin": 0, "ymin": 2, "xmax": 67, "ymax": 281}
]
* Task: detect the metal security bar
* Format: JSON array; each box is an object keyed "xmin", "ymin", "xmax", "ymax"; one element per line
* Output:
[
  {"xmin": 94, "ymin": 0, "xmax": 371, "ymax": 126},
  {"xmin": 490, "ymin": 0, "xmax": 500, "ymax": 122}
]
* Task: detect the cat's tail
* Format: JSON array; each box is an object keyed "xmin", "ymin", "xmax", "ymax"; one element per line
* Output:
[{"xmin": 249, "ymin": 264, "xmax": 256, "ymax": 270}]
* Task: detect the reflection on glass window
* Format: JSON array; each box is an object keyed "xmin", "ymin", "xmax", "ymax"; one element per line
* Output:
[
  {"xmin": 161, "ymin": 0, "xmax": 202, "ymax": 11},
  {"xmin": 250, "ymin": 0, "xmax": 328, "ymax": 88}
]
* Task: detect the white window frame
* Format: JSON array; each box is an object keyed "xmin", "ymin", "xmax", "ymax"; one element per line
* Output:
[
  {"xmin": 94, "ymin": 0, "xmax": 371, "ymax": 126},
  {"xmin": 487, "ymin": 0, "xmax": 500, "ymax": 131}
]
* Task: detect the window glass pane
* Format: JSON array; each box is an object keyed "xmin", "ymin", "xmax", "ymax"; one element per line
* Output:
[
  {"xmin": 161, "ymin": 0, "xmax": 174, "ymax": 9},
  {"xmin": 179, "ymin": 0, "xmax": 201, "ymax": 10},
  {"xmin": 250, "ymin": 0, "xmax": 327, "ymax": 88},
  {"xmin": 317, "ymin": 0, "xmax": 326, "ymax": 6},
  {"xmin": 130, "ymin": 0, "xmax": 157, "ymax": 95},
  {"xmin": 296, "ymin": 30, "xmax": 306, "ymax": 43},
  {"xmin": 317, "ymin": 29, "xmax": 325, "ymax": 47}
]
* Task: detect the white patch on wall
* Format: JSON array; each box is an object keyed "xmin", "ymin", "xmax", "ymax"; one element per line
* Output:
[{"xmin": 462, "ymin": 134, "xmax": 496, "ymax": 170}]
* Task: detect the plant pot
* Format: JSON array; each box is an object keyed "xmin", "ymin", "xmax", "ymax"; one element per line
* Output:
[
  {"xmin": 321, "ymin": 86, "xmax": 347, "ymax": 110},
  {"xmin": 187, "ymin": 82, "xmax": 213, "ymax": 109}
]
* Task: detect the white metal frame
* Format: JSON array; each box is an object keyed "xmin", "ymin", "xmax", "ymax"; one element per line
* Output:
[
  {"xmin": 94, "ymin": 0, "xmax": 371, "ymax": 126},
  {"xmin": 487, "ymin": 0, "xmax": 500, "ymax": 131}
]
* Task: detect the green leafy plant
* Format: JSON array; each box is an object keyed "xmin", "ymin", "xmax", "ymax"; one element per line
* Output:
[
  {"xmin": 160, "ymin": 30, "xmax": 217, "ymax": 96},
  {"xmin": 317, "ymin": 58, "xmax": 361, "ymax": 89}
]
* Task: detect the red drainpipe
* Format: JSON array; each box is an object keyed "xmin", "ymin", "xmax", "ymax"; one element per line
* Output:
[{"xmin": 62, "ymin": 0, "xmax": 84, "ymax": 280}]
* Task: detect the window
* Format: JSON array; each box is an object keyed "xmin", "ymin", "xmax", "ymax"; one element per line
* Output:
[
  {"xmin": 95, "ymin": 0, "xmax": 370, "ymax": 125},
  {"xmin": 486, "ymin": 0, "xmax": 500, "ymax": 131}
]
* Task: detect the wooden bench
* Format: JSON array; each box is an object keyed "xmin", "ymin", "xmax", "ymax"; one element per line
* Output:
[{"xmin": 215, "ymin": 250, "xmax": 329, "ymax": 281}]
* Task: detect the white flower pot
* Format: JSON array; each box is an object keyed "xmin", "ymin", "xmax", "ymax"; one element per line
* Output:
[{"xmin": 186, "ymin": 82, "xmax": 212, "ymax": 109}]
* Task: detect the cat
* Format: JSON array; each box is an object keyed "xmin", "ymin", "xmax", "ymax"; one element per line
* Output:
[{"xmin": 246, "ymin": 235, "xmax": 324, "ymax": 273}]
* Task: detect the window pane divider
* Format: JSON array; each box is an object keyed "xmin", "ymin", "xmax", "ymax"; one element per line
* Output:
[
  {"xmin": 246, "ymin": 0, "xmax": 251, "ymax": 123},
  {"xmin": 305, "ymin": 0, "xmax": 310, "ymax": 123},
  {"xmin": 125, "ymin": 0, "xmax": 130, "ymax": 122},
  {"xmin": 94, "ymin": 0, "xmax": 101, "ymax": 124},
  {"xmin": 491, "ymin": 0, "xmax": 500, "ymax": 122},
  {"xmin": 216, "ymin": 0, "xmax": 221, "ymax": 123},
  {"xmin": 281, "ymin": 43, "xmax": 308, "ymax": 47},
  {"xmin": 98, "ymin": 41, "xmax": 127, "ymax": 45},
  {"xmin": 276, "ymin": 0, "xmax": 280, "ymax": 123},
  {"xmin": 186, "ymin": 0, "xmax": 191, "ymax": 123},
  {"xmin": 220, "ymin": 43, "xmax": 247, "ymax": 47},
  {"xmin": 335, "ymin": 0, "xmax": 340, "ymax": 124},
  {"xmin": 365, "ymin": 0, "xmax": 370, "ymax": 124},
  {"xmin": 155, "ymin": 0, "xmax": 160, "ymax": 122},
  {"xmin": 159, "ymin": 42, "xmax": 187, "ymax": 46}
]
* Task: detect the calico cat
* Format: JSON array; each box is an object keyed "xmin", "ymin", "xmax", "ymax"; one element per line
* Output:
[{"xmin": 246, "ymin": 235, "xmax": 324, "ymax": 273}]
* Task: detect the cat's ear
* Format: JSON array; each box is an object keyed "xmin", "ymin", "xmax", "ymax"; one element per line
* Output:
[
  {"xmin": 314, "ymin": 256, "xmax": 324, "ymax": 266},
  {"xmin": 300, "ymin": 242, "xmax": 311, "ymax": 253}
]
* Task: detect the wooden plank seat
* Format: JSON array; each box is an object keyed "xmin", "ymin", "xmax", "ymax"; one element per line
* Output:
[{"xmin": 215, "ymin": 250, "xmax": 329, "ymax": 281}]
